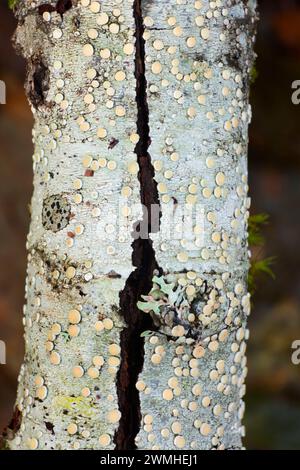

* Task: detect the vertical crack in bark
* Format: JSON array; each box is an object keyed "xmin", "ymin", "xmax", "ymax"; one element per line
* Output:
[{"xmin": 114, "ymin": 0, "xmax": 161, "ymax": 450}]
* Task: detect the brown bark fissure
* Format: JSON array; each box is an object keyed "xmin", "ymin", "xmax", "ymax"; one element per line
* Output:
[
  {"xmin": 38, "ymin": 0, "xmax": 73, "ymax": 16},
  {"xmin": 27, "ymin": 58, "xmax": 50, "ymax": 109},
  {"xmin": 114, "ymin": 0, "xmax": 161, "ymax": 450}
]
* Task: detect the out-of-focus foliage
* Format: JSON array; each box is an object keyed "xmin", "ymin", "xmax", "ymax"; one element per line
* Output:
[
  {"xmin": 248, "ymin": 213, "xmax": 275, "ymax": 295},
  {"xmin": 250, "ymin": 64, "xmax": 259, "ymax": 85},
  {"xmin": 248, "ymin": 213, "xmax": 269, "ymax": 246},
  {"xmin": 8, "ymin": 0, "xmax": 18, "ymax": 10}
]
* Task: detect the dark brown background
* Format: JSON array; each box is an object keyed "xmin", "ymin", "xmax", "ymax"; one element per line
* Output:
[{"xmin": 1, "ymin": 0, "xmax": 300, "ymax": 449}]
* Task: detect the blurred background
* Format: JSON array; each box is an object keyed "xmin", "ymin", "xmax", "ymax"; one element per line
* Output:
[{"xmin": 0, "ymin": 0, "xmax": 300, "ymax": 450}]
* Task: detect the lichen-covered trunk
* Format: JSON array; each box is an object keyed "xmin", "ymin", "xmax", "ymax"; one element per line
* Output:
[{"xmin": 5, "ymin": 0, "xmax": 256, "ymax": 450}]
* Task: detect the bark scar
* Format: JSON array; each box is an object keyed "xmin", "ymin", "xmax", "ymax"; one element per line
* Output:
[
  {"xmin": 38, "ymin": 0, "xmax": 73, "ymax": 16},
  {"xmin": 114, "ymin": 0, "xmax": 161, "ymax": 450},
  {"xmin": 26, "ymin": 58, "xmax": 49, "ymax": 109}
]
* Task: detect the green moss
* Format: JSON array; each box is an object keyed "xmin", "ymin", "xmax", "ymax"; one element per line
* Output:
[
  {"xmin": 8, "ymin": 0, "xmax": 19, "ymax": 9},
  {"xmin": 248, "ymin": 213, "xmax": 275, "ymax": 295},
  {"xmin": 248, "ymin": 213, "xmax": 269, "ymax": 246},
  {"xmin": 248, "ymin": 257, "xmax": 275, "ymax": 296},
  {"xmin": 250, "ymin": 64, "xmax": 259, "ymax": 85},
  {"xmin": 0, "ymin": 438, "xmax": 10, "ymax": 450}
]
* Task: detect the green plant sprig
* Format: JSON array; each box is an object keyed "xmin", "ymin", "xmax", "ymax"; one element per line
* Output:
[
  {"xmin": 248, "ymin": 213, "xmax": 276, "ymax": 295},
  {"xmin": 8, "ymin": 0, "xmax": 19, "ymax": 10}
]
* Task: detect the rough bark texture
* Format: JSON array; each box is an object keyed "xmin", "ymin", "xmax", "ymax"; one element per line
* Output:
[{"xmin": 6, "ymin": 0, "xmax": 256, "ymax": 450}]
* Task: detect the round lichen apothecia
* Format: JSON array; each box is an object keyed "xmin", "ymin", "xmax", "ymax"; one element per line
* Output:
[{"xmin": 42, "ymin": 195, "xmax": 71, "ymax": 232}]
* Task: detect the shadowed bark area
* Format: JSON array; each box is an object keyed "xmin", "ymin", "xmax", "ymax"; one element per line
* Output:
[
  {"xmin": 0, "ymin": 407, "xmax": 22, "ymax": 449},
  {"xmin": 38, "ymin": 0, "xmax": 73, "ymax": 16},
  {"xmin": 26, "ymin": 59, "xmax": 49, "ymax": 108}
]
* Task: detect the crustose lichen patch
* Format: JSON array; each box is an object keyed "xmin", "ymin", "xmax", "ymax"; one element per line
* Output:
[{"xmin": 42, "ymin": 195, "xmax": 71, "ymax": 232}]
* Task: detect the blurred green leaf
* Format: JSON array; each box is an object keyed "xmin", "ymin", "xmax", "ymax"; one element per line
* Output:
[
  {"xmin": 248, "ymin": 213, "xmax": 269, "ymax": 246},
  {"xmin": 250, "ymin": 64, "xmax": 259, "ymax": 84},
  {"xmin": 248, "ymin": 256, "xmax": 276, "ymax": 295},
  {"xmin": 8, "ymin": 0, "xmax": 19, "ymax": 9},
  {"xmin": 248, "ymin": 213, "xmax": 276, "ymax": 296}
]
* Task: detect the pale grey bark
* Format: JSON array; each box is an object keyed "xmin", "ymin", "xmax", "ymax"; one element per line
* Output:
[{"xmin": 4, "ymin": 0, "xmax": 256, "ymax": 450}]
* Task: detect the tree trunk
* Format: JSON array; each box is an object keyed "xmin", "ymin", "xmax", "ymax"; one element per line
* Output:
[{"xmin": 5, "ymin": 0, "xmax": 257, "ymax": 450}]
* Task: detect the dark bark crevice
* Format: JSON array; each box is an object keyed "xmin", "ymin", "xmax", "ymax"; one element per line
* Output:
[
  {"xmin": 55, "ymin": 0, "xmax": 73, "ymax": 15},
  {"xmin": 114, "ymin": 0, "xmax": 161, "ymax": 450},
  {"xmin": 38, "ymin": 0, "xmax": 73, "ymax": 16},
  {"xmin": 114, "ymin": 239, "xmax": 159, "ymax": 450},
  {"xmin": 26, "ymin": 58, "xmax": 49, "ymax": 109}
]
